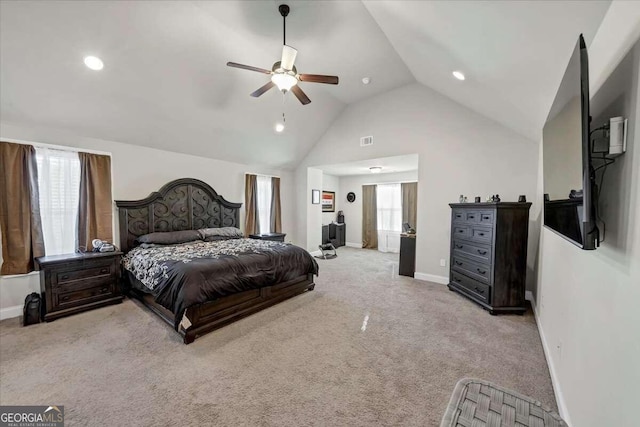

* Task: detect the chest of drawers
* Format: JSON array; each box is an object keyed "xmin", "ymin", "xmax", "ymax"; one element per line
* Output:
[
  {"xmin": 36, "ymin": 252, "xmax": 123, "ymax": 321},
  {"xmin": 448, "ymin": 202, "xmax": 531, "ymax": 314}
]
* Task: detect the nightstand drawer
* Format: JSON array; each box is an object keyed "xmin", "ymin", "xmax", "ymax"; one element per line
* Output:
[
  {"xmin": 55, "ymin": 282, "xmax": 116, "ymax": 309},
  {"xmin": 56, "ymin": 273, "xmax": 115, "ymax": 294},
  {"xmin": 37, "ymin": 251, "xmax": 123, "ymax": 321},
  {"xmin": 54, "ymin": 262, "xmax": 113, "ymax": 286}
]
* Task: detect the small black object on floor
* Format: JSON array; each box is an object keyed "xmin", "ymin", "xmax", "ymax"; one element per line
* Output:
[
  {"xmin": 316, "ymin": 243, "xmax": 337, "ymax": 259},
  {"xmin": 23, "ymin": 292, "xmax": 42, "ymax": 326}
]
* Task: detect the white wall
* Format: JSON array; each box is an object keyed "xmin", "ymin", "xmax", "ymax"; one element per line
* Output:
[
  {"xmin": 338, "ymin": 171, "xmax": 418, "ymax": 246},
  {"xmin": 305, "ymin": 167, "xmax": 323, "ymax": 254},
  {"xmin": 534, "ymin": 3, "xmax": 640, "ymax": 426},
  {"xmin": 295, "ymin": 82, "xmax": 540, "ymax": 283},
  {"xmin": 0, "ymin": 121, "xmax": 296, "ymax": 317},
  {"xmin": 321, "ymin": 173, "xmax": 340, "ymax": 225}
]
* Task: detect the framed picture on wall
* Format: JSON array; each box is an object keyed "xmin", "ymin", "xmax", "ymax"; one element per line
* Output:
[
  {"xmin": 322, "ymin": 191, "xmax": 335, "ymax": 212},
  {"xmin": 311, "ymin": 189, "xmax": 320, "ymax": 204}
]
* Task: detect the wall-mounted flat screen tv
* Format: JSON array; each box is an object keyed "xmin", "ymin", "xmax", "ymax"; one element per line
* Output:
[{"xmin": 543, "ymin": 34, "xmax": 598, "ymax": 250}]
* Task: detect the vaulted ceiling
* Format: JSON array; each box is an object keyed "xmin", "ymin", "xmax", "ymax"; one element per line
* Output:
[{"xmin": 0, "ymin": 1, "xmax": 610, "ymax": 169}]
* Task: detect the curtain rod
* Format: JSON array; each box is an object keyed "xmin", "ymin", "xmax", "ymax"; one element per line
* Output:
[
  {"xmin": 361, "ymin": 180, "xmax": 418, "ymax": 186},
  {"xmin": 244, "ymin": 172, "xmax": 280, "ymax": 178},
  {"xmin": 0, "ymin": 137, "xmax": 112, "ymax": 156}
]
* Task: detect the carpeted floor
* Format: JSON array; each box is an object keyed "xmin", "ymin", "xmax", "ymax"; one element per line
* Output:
[{"xmin": 0, "ymin": 248, "xmax": 556, "ymax": 426}]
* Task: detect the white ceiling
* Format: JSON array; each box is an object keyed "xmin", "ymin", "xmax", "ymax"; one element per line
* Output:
[
  {"xmin": 317, "ymin": 154, "xmax": 418, "ymax": 177},
  {"xmin": 1, "ymin": 1, "xmax": 610, "ymax": 168},
  {"xmin": 363, "ymin": 0, "xmax": 611, "ymax": 141},
  {"xmin": 0, "ymin": 0, "xmax": 413, "ymax": 169}
]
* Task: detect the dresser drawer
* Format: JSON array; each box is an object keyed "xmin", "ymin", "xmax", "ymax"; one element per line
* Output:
[
  {"xmin": 453, "ymin": 225, "xmax": 471, "ymax": 238},
  {"xmin": 54, "ymin": 282, "xmax": 116, "ymax": 310},
  {"xmin": 452, "ymin": 255, "xmax": 492, "ymax": 284},
  {"xmin": 470, "ymin": 226, "xmax": 493, "ymax": 244},
  {"xmin": 450, "ymin": 271, "xmax": 490, "ymax": 304},
  {"xmin": 452, "ymin": 240, "xmax": 492, "ymax": 264},
  {"xmin": 453, "ymin": 210, "xmax": 483, "ymax": 224},
  {"xmin": 478, "ymin": 211, "xmax": 494, "ymax": 226},
  {"xmin": 452, "ymin": 210, "xmax": 465, "ymax": 223}
]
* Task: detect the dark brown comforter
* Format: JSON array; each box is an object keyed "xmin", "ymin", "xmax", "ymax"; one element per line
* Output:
[{"xmin": 122, "ymin": 239, "xmax": 318, "ymax": 330}]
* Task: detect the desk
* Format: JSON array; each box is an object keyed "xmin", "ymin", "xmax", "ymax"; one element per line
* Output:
[{"xmin": 399, "ymin": 234, "xmax": 416, "ymax": 277}]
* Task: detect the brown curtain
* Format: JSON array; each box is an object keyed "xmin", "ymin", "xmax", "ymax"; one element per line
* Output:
[
  {"xmin": 401, "ymin": 182, "xmax": 418, "ymax": 230},
  {"xmin": 77, "ymin": 153, "xmax": 113, "ymax": 250},
  {"xmin": 0, "ymin": 142, "xmax": 45, "ymax": 274},
  {"xmin": 270, "ymin": 177, "xmax": 282, "ymax": 233},
  {"xmin": 244, "ymin": 174, "xmax": 259, "ymax": 236},
  {"xmin": 362, "ymin": 185, "xmax": 378, "ymax": 249}
]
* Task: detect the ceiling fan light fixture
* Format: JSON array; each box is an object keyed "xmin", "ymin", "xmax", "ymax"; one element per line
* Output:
[{"xmin": 271, "ymin": 73, "xmax": 298, "ymax": 92}]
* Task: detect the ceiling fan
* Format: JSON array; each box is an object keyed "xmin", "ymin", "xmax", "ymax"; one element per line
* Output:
[{"xmin": 226, "ymin": 4, "xmax": 339, "ymax": 105}]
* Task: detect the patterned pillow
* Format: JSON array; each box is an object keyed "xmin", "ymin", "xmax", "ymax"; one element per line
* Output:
[
  {"xmin": 136, "ymin": 230, "xmax": 202, "ymax": 245},
  {"xmin": 198, "ymin": 227, "xmax": 244, "ymax": 241}
]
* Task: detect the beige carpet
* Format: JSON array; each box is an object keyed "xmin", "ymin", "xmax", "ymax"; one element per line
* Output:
[{"xmin": 0, "ymin": 248, "xmax": 556, "ymax": 426}]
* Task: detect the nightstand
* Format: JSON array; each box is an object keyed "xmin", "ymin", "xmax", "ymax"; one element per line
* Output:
[
  {"xmin": 36, "ymin": 251, "xmax": 123, "ymax": 321},
  {"xmin": 249, "ymin": 233, "xmax": 287, "ymax": 242}
]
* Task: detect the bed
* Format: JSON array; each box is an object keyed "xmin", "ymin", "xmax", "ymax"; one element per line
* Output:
[{"xmin": 115, "ymin": 178, "xmax": 318, "ymax": 344}]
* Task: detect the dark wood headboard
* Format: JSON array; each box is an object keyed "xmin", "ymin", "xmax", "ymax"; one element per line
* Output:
[{"xmin": 115, "ymin": 178, "xmax": 242, "ymax": 252}]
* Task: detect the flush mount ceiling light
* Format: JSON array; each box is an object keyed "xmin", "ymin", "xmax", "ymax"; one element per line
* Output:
[
  {"xmin": 274, "ymin": 123, "xmax": 285, "ymax": 133},
  {"xmin": 362, "ymin": 77, "xmax": 371, "ymax": 85},
  {"xmin": 83, "ymin": 56, "xmax": 104, "ymax": 71},
  {"xmin": 452, "ymin": 70, "xmax": 465, "ymax": 81},
  {"xmin": 369, "ymin": 166, "xmax": 383, "ymax": 174}
]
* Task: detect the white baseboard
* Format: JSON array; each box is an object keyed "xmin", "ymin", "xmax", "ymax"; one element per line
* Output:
[
  {"xmin": 528, "ymin": 293, "xmax": 572, "ymax": 426},
  {"xmin": 525, "ymin": 290, "xmax": 533, "ymax": 302},
  {"xmin": 0, "ymin": 305, "xmax": 22, "ymax": 321},
  {"xmin": 414, "ymin": 272, "xmax": 449, "ymax": 285},
  {"xmin": 345, "ymin": 242, "xmax": 363, "ymax": 249}
]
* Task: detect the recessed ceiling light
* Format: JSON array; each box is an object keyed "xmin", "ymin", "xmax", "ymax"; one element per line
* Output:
[
  {"xmin": 84, "ymin": 56, "xmax": 104, "ymax": 71},
  {"xmin": 274, "ymin": 123, "xmax": 285, "ymax": 133},
  {"xmin": 452, "ymin": 71, "xmax": 465, "ymax": 81},
  {"xmin": 362, "ymin": 77, "xmax": 371, "ymax": 85},
  {"xmin": 369, "ymin": 166, "xmax": 382, "ymax": 174}
]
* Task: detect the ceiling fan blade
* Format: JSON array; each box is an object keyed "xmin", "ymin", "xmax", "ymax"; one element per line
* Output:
[
  {"xmin": 291, "ymin": 85, "xmax": 311, "ymax": 105},
  {"xmin": 280, "ymin": 45, "xmax": 297, "ymax": 71},
  {"xmin": 298, "ymin": 74, "xmax": 339, "ymax": 85},
  {"xmin": 250, "ymin": 81, "xmax": 276, "ymax": 97},
  {"xmin": 227, "ymin": 62, "xmax": 272, "ymax": 75}
]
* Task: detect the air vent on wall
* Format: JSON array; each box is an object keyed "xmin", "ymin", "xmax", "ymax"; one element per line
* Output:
[{"xmin": 360, "ymin": 136, "xmax": 373, "ymax": 147}]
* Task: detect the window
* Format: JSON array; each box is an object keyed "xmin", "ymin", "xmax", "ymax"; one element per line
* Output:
[
  {"xmin": 256, "ymin": 175, "xmax": 272, "ymax": 235},
  {"xmin": 376, "ymin": 183, "xmax": 402, "ymax": 253},
  {"xmin": 35, "ymin": 147, "xmax": 81, "ymax": 256}
]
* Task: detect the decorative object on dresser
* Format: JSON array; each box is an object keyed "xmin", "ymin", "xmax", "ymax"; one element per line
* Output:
[
  {"xmin": 36, "ymin": 251, "xmax": 123, "ymax": 321},
  {"xmin": 448, "ymin": 202, "xmax": 531, "ymax": 314},
  {"xmin": 249, "ymin": 233, "xmax": 286, "ymax": 242}
]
